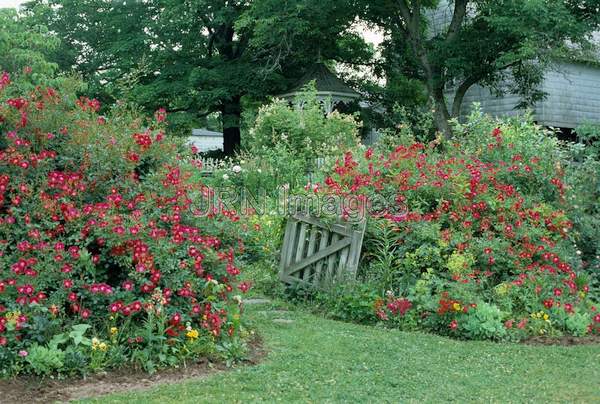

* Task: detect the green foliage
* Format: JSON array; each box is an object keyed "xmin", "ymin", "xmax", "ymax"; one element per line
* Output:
[
  {"xmin": 564, "ymin": 311, "xmax": 591, "ymax": 337},
  {"xmin": 243, "ymin": 87, "xmax": 361, "ymax": 190},
  {"xmin": 313, "ymin": 282, "xmax": 382, "ymax": 324},
  {"xmin": 565, "ymin": 125, "xmax": 600, "ymax": 290},
  {"xmin": 25, "ymin": 0, "xmax": 370, "ymax": 151},
  {"xmin": 461, "ymin": 302, "xmax": 507, "ymax": 341},
  {"xmin": 0, "ymin": 8, "xmax": 58, "ymax": 78},
  {"xmin": 362, "ymin": 0, "xmax": 600, "ymax": 135},
  {"xmin": 25, "ymin": 344, "xmax": 66, "ymax": 377},
  {"xmin": 575, "ymin": 122, "xmax": 600, "ymax": 158}
]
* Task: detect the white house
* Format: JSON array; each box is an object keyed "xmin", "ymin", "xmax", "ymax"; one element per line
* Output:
[
  {"xmin": 188, "ymin": 128, "xmax": 223, "ymax": 152},
  {"xmin": 430, "ymin": 1, "xmax": 600, "ymax": 133}
]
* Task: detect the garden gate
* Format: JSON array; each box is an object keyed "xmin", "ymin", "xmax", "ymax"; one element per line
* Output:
[{"xmin": 279, "ymin": 214, "xmax": 366, "ymax": 287}]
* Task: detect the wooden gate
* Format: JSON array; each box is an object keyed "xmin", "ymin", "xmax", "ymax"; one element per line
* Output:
[{"xmin": 279, "ymin": 214, "xmax": 366, "ymax": 287}]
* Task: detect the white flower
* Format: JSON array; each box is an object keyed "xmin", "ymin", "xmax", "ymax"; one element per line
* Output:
[
  {"xmin": 222, "ymin": 174, "xmax": 229, "ymax": 180},
  {"xmin": 576, "ymin": 250, "xmax": 582, "ymax": 255},
  {"xmin": 232, "ymin": 165, "xmax": 242, "ymax": 174}
]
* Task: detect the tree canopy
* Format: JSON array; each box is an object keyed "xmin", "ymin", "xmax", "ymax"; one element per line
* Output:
[
  {"xmin": 20, "ymin": 0, "xmax": 600, "ymax": 142},
  {"xmin": 24, "ymin": 0, "xmax": 371, "ymax": 153},
  {"xmin": 0, "ymin": 8, "xmax": 59, "ymax": 84},
  {"xmin": 362, "ymin": 0, "xmax": 600, "ymax": 137}
]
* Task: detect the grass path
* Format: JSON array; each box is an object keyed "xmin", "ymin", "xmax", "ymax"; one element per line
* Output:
[{"xmin": 85, "ymin": 301, "xmax": 600, "ymax": 403}]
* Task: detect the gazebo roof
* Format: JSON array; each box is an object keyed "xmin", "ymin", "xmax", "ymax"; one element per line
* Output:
[{"xmin": 281, "ymin": 63, "xmax": 361, "ymax": 99}]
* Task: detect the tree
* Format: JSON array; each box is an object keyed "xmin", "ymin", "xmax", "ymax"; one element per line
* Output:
[
  {"xmin": 24, "ymin": 0, "xmax": 369, "ymax": 154},
  {"xmin": 0, "ymin": 8, "xmax": 59, "ymax": 83},
  {"xmin": 363, "ymin": 0, "xmax": 600, "ymax": 137}
]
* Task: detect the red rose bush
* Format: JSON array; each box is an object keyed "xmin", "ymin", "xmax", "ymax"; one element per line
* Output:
[
  {"xmin": 309, "ymin": 120, "xmax": 599, "ymax": 340},
  {"xmin": 0, "ymin": 74, "xmax": 246, "ymax": 376}
]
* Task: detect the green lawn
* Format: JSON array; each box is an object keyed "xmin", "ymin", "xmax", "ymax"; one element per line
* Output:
[{"xmin": 84, "ymin": 301, "xmax": 600, "ymax": 403}]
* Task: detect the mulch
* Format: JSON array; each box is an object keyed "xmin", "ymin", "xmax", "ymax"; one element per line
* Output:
[{"xmin": 0, "ymin": 336, "xmax": 266, "ymax": 404}]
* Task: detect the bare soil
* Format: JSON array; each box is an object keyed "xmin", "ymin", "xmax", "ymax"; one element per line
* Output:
[
  {"xmin": 0, "ymin": 336, "xmax": 265, "ymax": 404},
  {"xmin": 522, "ymin": 334, "xmax": 600, "ymax": 346}
]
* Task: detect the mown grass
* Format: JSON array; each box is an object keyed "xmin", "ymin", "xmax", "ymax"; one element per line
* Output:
[{"xmin": 84, "ymin": 301, "xmax": 600, "ymax": 403}]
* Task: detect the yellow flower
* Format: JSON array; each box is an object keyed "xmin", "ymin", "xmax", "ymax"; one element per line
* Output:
[
  {"xmin": 110, "ymin": 327, "xmax": 118, "ymax": 336},
  {"xmin": 452, "ymin": 303, "xmax": 462, "ymax": 312},
  {"xmin": 543, "ymin": 314, "xmax": 549, "ymax": 321},
  {"xmin": 6, "ymin": 311, "xmax": 20, "ymax": 324},
  {"xmin": 186, "ymin": 329, "xmax": 199, "ymax": 340},
  {"xmin": 91, "ymin": 337, "xmax": 108, "ymax": 351}
]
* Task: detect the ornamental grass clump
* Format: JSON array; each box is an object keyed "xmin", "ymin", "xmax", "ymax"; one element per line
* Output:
[{"xmin": 0, "ymin": 72, "xmax": 247, "ymax": 376}]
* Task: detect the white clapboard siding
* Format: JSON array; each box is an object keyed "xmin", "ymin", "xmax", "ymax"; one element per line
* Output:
[
  {"xmin": 452, "ymin": 61, "xmax": 600, "ymax": 129},
  {"xmin": 429, "ymin": 1, "xmax": 600, "ymax": 129},
  {"xmin": 536, "ymin": 63, "xmax": 600, "ymax": 128},
  {"xmin": 188, "ymin": 129, "xmax": 223, "ymax": 152}
]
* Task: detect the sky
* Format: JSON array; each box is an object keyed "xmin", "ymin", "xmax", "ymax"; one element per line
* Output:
[{"xmin": 0, "ymin": 0, "xmax": 22, "ymax": 7}]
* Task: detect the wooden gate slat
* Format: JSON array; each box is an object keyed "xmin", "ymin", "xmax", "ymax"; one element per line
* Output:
[
  {"xmin": 337, "ymin": 246, "xmax": 350, "ymax": 280},
  {"xmin": 295, "ymin": 223, "xmax": 308, "ymax": 262},
  {"xmin": 303, "ymin": 228, "xmax": 319, "ymax": 281},
  {"xmin": 279, "ymin": 218, "xmax": 296, "ymax": 276},
  {"xmin": 325, "ymin": 233, "xmax": 340, "ymax": 282},
  {"xmin": 346, "ymin": 223, "xmax": 366, "ymax": 276},
  {"xmin": 293, "ymin": 214, "xmax": 353, "ymax": 237},
  {"xmin": 313, "ymin": 229, "xmax": 329, "ymax": 282}
]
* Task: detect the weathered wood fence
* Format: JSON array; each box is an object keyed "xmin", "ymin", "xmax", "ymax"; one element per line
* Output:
[{"xmin": 279, "ymin": 214, "xmax": 366, "ymax": 287}]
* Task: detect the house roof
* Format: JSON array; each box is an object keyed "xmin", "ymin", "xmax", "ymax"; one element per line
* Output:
[
  {"xmin": 286, "ymin": 63, "xmax": 361, "ymax": 98},
  {"xmin": 191, "ymin": 128, "xmax": 223, "ymax": 137}
]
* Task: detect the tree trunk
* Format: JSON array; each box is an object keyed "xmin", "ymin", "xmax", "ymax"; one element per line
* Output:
[
  {"xmin": 222, "ymin": 96, "xmax": 241, "ymax": 156},
  {"xmin": 432, "ymin": 89, "xmax": 453, "ymax": 139},
  {"xmin": 451, "ymin": 76, "xmax": 479, "ymax": 118}
]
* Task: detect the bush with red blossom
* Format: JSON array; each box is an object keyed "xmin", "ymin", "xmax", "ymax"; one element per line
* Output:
[
  {"xmin": 0, "ymin": 73, "xmax": 247, "ymax": 376},
  {"xmin": 309, "ymin": 117, "xmax": 599, "ymax": 340}
]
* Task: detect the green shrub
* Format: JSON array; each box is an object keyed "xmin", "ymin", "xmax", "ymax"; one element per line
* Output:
[
  {"xmin": 25, "ymin": 344, "xmax": 66, "ymax": 377},
  {"xmin": 241, "ymin": 86, "xmax": 360, "ymax": 192}
]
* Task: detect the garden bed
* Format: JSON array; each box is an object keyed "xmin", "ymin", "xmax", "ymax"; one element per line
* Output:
[
  {"xmin": 0, "ymin": 336, "xmax": 265, "ymax": 403},
  {"xmin": 522, "ymin": 334, "xmax": 600, "ymax": 346}
]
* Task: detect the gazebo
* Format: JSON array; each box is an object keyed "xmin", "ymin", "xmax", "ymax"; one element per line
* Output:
[{"xmin": 279, "ymin": 63, "xmax": 361, "ymax": 113}]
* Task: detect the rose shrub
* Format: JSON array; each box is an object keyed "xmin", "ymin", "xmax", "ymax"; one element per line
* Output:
[
  {"xmin": 0, "ymin": 73, "xmax": 247, "ymax": 376},
  {"xmin": 308, "ymin": 115, "xmax": 599, "ymax": 340}
]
